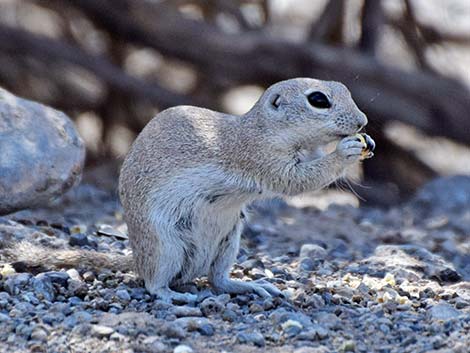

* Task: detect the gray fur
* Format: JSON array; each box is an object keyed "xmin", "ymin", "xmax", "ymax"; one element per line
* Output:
[{"xmin": 118, "ymin": 78, "xmax": 368, "ymax": 302}]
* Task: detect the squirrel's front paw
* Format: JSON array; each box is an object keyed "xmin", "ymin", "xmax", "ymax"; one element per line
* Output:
[
  {"xmin": 335, "ymin": 136, "xmax": 366, "ymax": 162},
  {"xmin": 355, "ymin": 133, "xmax": 375, "ymax": 160}
]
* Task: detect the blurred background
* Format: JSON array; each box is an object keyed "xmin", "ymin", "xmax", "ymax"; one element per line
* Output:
[{"xmin": 1, "ymin": 0, "xmax": 469, "ymax": 206}]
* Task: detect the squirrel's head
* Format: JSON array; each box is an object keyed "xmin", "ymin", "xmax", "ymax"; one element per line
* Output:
[{"xmin": 247, "ymin": 78, "xmax": 368, "ymax": 148}]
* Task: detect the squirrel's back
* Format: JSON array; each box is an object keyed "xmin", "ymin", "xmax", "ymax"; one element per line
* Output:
[{"xmin": 118, "ymin": 105, "xmax": 240, "ymax": 208}]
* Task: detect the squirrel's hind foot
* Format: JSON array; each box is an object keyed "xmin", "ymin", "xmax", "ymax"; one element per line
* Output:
[
  {"xmin": 149, "ymin": 286, "xmax": 197, "ymax": 304},
  {"xmin": 211, "ymin": 278, "xmax": 283, "ymax": 298}
]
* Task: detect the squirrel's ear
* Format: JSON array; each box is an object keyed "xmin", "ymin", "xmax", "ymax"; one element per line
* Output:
[{"xmin": 270, "ymin": 93, "xmax": 282, "ymax": 109}]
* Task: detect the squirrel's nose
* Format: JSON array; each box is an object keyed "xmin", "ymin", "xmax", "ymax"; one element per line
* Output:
[{"xmin": 356, "ymin": 113, "xmax": 368, "ymax": 131}]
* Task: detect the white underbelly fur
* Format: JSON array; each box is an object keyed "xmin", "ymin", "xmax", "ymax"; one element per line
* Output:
[{"xmin": 146, "ymin": 165, "xmax": 262, "ymax": 281}]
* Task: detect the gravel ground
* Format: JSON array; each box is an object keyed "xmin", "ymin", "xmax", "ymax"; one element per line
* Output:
[{"xmin": 0, "ymin": 175, "xmax": 469, "ymax": 353}]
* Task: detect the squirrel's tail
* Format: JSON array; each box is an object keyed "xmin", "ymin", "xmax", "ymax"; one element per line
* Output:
[{"xmin": 2, "ymin": 241, "xmax": 134, "ymax": 273}]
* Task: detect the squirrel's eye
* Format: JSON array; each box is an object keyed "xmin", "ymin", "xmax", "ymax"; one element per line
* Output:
[{"xmin": 307, "ymin": 91, "xmax": 331, "ymax": 109}]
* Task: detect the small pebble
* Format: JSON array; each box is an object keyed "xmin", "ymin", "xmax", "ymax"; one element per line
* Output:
[
  {"xmin": 429, "ymin": 302, "xmax": 461, "ymax": 320},
  {"xmin": 115, "ymin": 289, "xmax": 131, "ymax": 301},
  {"xmin": 299, "ymin": 257, "xmax": 316, "ymax": 271},
  {"xmin": 173, "ymin": 344, "xmax": 193, "ymax": 353},
  {"xmin": 162, "ymin": 323, "xmax": 186, "ymax": 339},
  {"xmin": 299, "ymin": 244, "xmax": 327, "ymax": 260},
  {"xmin": 91, "ymin": 325, "xmax": 114, "ymax": 338},
  {"xmin": 66, "ymin": 269, "xmax": 81, "ymax": 281},
  {"xmin": 69, "ymin": 233, "xmax": 89, "ymax": 247},
  {"xmin": 236, "ymin": 331, "xmax": 265, "ymax": 347},
  {"xmin": 172, "ymin": 306, "xmax": 202, "ymax": 317},
  {"xmin": 43, "ymin": 271, "xmax": 70, "ymax": 287},
  {"xmin": 249, "ymin": 302, "xmax": 264, "ymax": 313},
  {"xmin": 200, "ymin": 297, "xmax": 224, "ymax": 316},
  {"xmin": 222, "ymin": 309, "xmax": 238, "ymax": 322},
  {"xmin": 110, "ymin": 332, "xmax": 126, "ymax": 342},
  {"xmin": 281, "ymin": 319, "xmax": 303, "ymax": 337},
  {"xmin": 341, "ymin": 340, "xmax": 356, "ymax": 352},
  {"xmin": 82, "ymin": 271, "xmax": 96, "ymax": 282},
  {"xmin": 0, "ymin": 313, "xmax": 11, "ymax": 322},
  {"xmin": 30, "ymin": 327, "xmax": 48, "ymax": 341}
]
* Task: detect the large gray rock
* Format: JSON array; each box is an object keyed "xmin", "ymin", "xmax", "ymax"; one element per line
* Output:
[
  {"xmin": 0, "ymin": 87, "xmax": 84, "ymax": 214},
  {"xmin": 410, "ymin": 175, "xmax": 470, "ymax": 215}
]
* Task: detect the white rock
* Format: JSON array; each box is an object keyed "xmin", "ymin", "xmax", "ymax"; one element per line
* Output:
[
  {"xmin": 91, "ymin": 325, "xmax": 114, "ymax": 337},
  {"xmin": 173, "ymin": 344, "xmax": 193, "ymax": 353}
]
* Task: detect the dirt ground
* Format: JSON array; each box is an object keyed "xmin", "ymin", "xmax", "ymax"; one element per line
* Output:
[{"xmin": 0, "ymin": 168, "xmax": 469, "ymax": 353}]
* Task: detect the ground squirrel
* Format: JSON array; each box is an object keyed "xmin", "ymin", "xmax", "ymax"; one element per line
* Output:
[
  {"xmin": 118, "ymin": 78, "xmax": 371, "ymax": 302},
  {"xmin": 3, "ymin": 78, "xmax": 373, "ymax": 303}
]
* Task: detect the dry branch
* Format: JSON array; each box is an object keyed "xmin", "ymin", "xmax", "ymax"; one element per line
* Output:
[
  {"xmin": 0, "ymin": 24, "xmax": 194, "ymax": 109},
  {"xmin": 399, "ymin": 0, "xmax": 433, "ymax": 71},
  {"xmin": 53, "ymin": 0, "xmax": 470, "ymax": 145},
  {"xmin": 308, "ymin": 0, "xmax": 345, "ymax": 44},
  {"xmin": 358, "ymin": 0, "xmax": 383, "ymax": 54}
]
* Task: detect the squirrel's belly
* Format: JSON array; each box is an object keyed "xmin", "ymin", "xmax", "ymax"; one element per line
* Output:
[
  {"xmin": 143, "ymin": 166, "xmax": 255, "ymax": 283},
  {"xmin": 174, "ymin": 203, "xmax": 244, "ymax": 283},
  {"xmin": 188, "ymin": 205, "xmax": 242, "ymax": 278}
]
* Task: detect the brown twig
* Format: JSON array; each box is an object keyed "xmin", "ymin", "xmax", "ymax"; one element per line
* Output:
[
  {"xmin": 358, "ymin": 0, "xmax": 383, "ymax": 54},
  {"xmin": 308, "ymin": 0, "xmax": 345, "ymax": 44},
  {"xmin": 388, "ymin": 14, "xmax": 470, "ymax": 46},
  {"xmin": 400, "ymin": 0, "xmax": 433, "ymax": 71}
]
